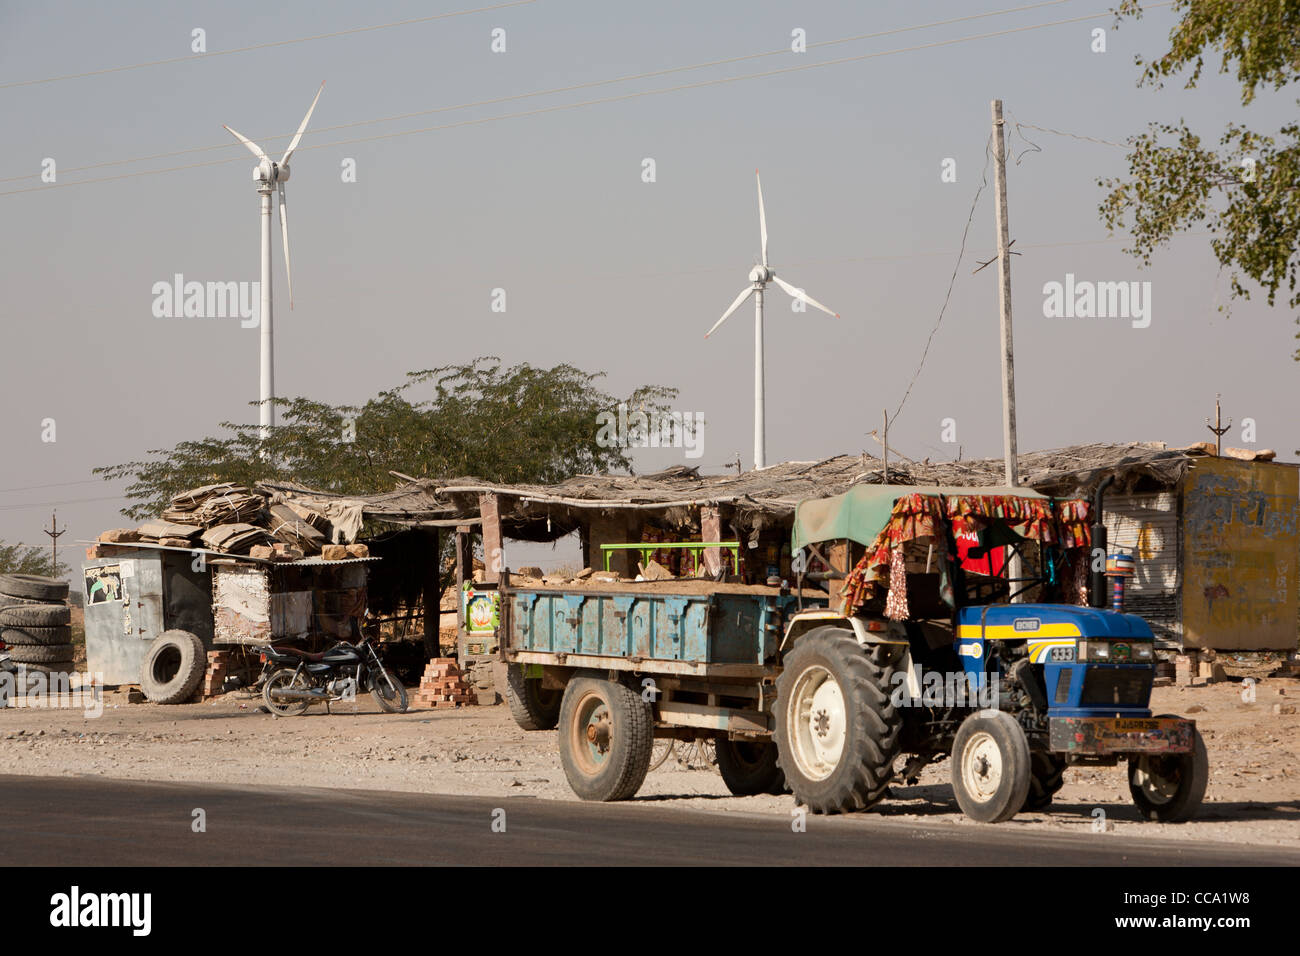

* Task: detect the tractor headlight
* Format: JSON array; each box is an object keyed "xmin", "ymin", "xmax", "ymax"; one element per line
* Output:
[
  {"xmin": 1076, "ymin": 640, "xmax": 1153, "ymax": 662},
  {"xmin": 1077, "ymin": 640, "xmax": 1110, "ymax": 662}
]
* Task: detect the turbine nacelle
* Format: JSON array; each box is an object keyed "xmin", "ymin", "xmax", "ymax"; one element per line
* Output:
[
  {"xmin": 252, "ymin": 159, "xmax": 283, "ymax": 185},
  {"xmin": 749, "ymin": 264, "xmax": 771, "ymax": 284}
]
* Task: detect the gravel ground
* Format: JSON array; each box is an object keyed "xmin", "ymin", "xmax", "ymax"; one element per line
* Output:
[{"xmin": 1, "ymin": 676, "xmax": 1296, "ymax": 849}]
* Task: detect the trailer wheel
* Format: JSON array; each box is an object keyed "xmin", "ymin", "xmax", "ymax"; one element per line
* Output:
[
  {"xmin": 774, "ymin": 627, "xmax": 902, "ymax": 814},
  {"xmin": 716, "ymin": 739, "xmax": 786, "ymax": 796},
  {"xmin": 139, "ymin": 630, "xmax": 206, "ymax": 704},
  {"xmin": 1128, "ymin": 717, "xmax": 1208, "ymax": 822},
  {"xmin": 505, "ymin": 663, "xmax": 562, "ymax": 731},
  {"xmin": 557, "ymin": 677, "xmax": 653, "ymax": 801},
  {"xmin": 951, "ymin": 710, "xmax": 1032, "ymax": 823},
  {"xmin": 1022, "ymin": 751, "xmax": 1067, "ymax": 812}
]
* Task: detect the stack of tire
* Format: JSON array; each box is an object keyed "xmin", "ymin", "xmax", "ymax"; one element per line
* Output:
[{"xmin": 0, "ymin": 573, "xmax": 74, "ymax": 682}]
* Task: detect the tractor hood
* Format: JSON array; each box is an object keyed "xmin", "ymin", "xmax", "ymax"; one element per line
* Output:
[{"xmin": 956, "ymin": 603, "xmax": 1155, "ymax": 640}]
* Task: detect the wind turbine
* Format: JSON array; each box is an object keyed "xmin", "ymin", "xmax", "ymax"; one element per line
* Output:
[
  {"xmin": 223, "ymin": 82, "xmax": 324, "ymax": 441},
  {"xmin": 705, "ymin": 170, "xmax": 839, "ymax": 470}
]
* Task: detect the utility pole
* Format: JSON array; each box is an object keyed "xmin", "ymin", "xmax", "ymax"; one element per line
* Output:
[
  {"xmin": 992, "ymin": 99, "xmax": 1023, "ymax": 600},
  {"xmin": 991, "ymin": 99, "xmax": 1020, "ymax": 487},
  {"xmin": 882, "ymin": 410, "xmax": 889, "ymax": 483},
  {"xmin": 1205, "ymin": 394, "xmax": 1231, "ymax": 455},
  {"xmin": 43, "ymin": 510, "xmax": 65, "ymax": 578}
]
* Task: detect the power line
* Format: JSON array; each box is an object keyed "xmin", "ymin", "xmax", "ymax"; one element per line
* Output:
[
  {"xmin": 0, "ymin": 0, "xmax": 538, "ymax": 90},
  {"xmin": 891, "ymin": 135, "xmax": 994, "ymax": 426},
  {"xmin": 0, "ymin": 478, "xmax": 110, "ymax": 496},
  {"xmin": 1, "ymin": 2, "xmax": 1174, "ymax": 198},
  {"xmin": 0, "ymin": 494, "xmax": 130, "ymax": 513},
  {"xmin": 0, "ymin": 0, "xmax": 1074, "ymax": 184}
]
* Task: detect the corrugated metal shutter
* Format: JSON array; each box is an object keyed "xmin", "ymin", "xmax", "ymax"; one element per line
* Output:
[{"xmin": 1104, "ymin": 492, "xmax": 1181, "ymax": 644}]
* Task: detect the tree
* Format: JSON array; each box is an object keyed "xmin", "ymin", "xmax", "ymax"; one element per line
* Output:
[
  {"xmin": 0, "ymin": 540, "xmax": 69, "ymax": 578},
  {"xmin": 96, "ymin": 357, "xmax": 677, "ymax": 521},
  {"xmin": 1100, "ymin": 0, "xmax": 1300, "ymax": 358}
]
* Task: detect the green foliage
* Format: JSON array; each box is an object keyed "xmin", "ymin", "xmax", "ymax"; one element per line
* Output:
[
  {"xmin": 1102, "ymin": 1, "xmax": 1300, "ymax": 357},
  {"xmin": 96, "ymin": 357, "xmax": 677, "ymax": 521},
  {"xmin": 0, "ymin": 540, "xmax": 69, "ymax": 578}
]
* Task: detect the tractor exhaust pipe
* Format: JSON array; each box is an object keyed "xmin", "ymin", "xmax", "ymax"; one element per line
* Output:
[{"xmin": 1089, "ymin": 475, "xmax": 1115, "ymax": 608}]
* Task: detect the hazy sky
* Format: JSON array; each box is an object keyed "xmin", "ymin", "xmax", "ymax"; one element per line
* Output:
[{"xmin": 1, "ymin": 0, "xmax": 1296, "ymax": 567}]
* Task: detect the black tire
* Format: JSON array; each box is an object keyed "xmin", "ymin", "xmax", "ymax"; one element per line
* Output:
[
  {"xmin": 1022, "ymin": 751, "xmax": 1067, "ymax": 812},
  {"xmin": 716, "ymin": 738, "xmax": 786, "ymax": 795},
  {"xmin": 1128, "ymin": 717, "xmax": 1208, "ymax": 823},
  {"xmin": 0, "ymin": 604, "xmax": 70, "ymax": 628},
  {"xmin": 2, "ymin": 624, "xmax": 72, "ymax": 646},
  {"xmin": 8, "ymin": 643, "xmax": 76, "ymax": 664},
  {"xmin": 505, "ymin": 663, "xmax": 562, "ymax": 730},
  {"xmin": 951, "ymin": 709, "xmax": 1032, "ymax": 823},
  {"xmin": 0, "ymin": 573, "xmax": 68, "ymax": 603},
  {"xmin": 557, "ymin": 677, "xmax": 653, "ymax": 801},
  {"xmin": 139, "ymin": 630, "xmax": 206, "ymax": 704},
  {"xmin": 369, "ymin": 666, "xmax": 409, "ymax": 714},
  {"xmin": 773, "ymin": 627, "xmax": 902, "ymax": 814}
]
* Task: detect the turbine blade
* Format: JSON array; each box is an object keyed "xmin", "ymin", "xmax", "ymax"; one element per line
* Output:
[
  {"xmin": 756, "ymin": 169, "xmax": 768, "ymax": 267},
  {"xmin": 281, "ymin": 81, "xmax": 324, "ymax": 165},
  {"xmin": 705, "ymin": 286, "xmax": 754, "ymax": 338},
  {"xmin": 278, "ymin": 182, "xmax": 294, "ymax": 309},
  {"xmin": 772, "ymin": 274, "xmax": 838, "ymax": 318},
  {"xmin": 223, "ymin": 125, "xmax": 267, "ymax": 161}
]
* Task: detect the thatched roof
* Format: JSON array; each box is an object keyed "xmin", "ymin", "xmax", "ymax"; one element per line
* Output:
[{"xmin": 257, "ymin": 442, "xmax": 1218, "ymax": 542}]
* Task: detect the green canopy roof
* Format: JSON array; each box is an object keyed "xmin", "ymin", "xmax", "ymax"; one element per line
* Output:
[{"xmin": 791, "ymin": 484, "xmax": 1050, "ymax": 550}]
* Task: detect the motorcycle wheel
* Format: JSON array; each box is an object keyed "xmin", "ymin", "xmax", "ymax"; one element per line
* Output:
[
  {"xmin": 370, "ymin": 666, "xmax": 409, "ymax": 714},
  {"xmin": 263, "ymin": 668, "xmax": 312, "ymax": 717}
]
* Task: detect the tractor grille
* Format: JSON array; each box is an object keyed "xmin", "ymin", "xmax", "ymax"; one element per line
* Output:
[{"xmin": 1079, "ymin": 667, "xmax": 1152, "ymax": 707}]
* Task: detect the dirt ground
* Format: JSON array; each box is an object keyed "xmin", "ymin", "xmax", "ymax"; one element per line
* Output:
[{"xmin": 1, "ymin": 675, "xmax": 1297, "ymax": 849}]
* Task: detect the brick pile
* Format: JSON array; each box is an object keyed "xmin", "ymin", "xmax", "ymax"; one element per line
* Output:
[
  {"xmin": 412, "ymin": 658, "xmax": 477, "ymax": 709},
  {"xmin": 199, "ymin": 650, "xmax": 234, "ymax": 700}
]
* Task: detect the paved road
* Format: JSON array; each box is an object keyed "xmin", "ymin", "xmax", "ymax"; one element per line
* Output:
[{"xmin": 1, "ymin": 775, "xmax": 1293, "ymax": 866}]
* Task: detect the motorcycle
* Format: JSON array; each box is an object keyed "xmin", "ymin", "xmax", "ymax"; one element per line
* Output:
[{"xmin": 259, "ymin": 634, "xmax": 408, "ymax": 717}]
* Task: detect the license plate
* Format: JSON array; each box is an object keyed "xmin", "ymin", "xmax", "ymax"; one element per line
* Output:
[{"xmin": 1049, "ymin": 716, "xmax": 1194, "ymax": 755}]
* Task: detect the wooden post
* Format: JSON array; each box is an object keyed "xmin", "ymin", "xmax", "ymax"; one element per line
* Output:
[
  {"xmin": 479, "ymin": 493, "xmax": 503, "ymax": 584},
  {"xmin": 420, "ymin": 528, "xmax": 440, "ymax": 659},
  {"xmin": 991, "ymin": 99, "xmax": 1020, "ymax": 487},
  {"xmin": 701, "ymin": 506, "xmax": 723, "ymax": 576},
  {"xmin": 992, "ymin": 98, "xmax": 1023, "ymax": 598}
]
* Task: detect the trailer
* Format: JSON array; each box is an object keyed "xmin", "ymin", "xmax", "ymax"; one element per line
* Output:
[
  {"xmin": 497, "ymin": 483, "xmax": 1208, "ymax": 823},
  {"xmin": 498, "ymin": 575, "xmax": 825, "ymax": 799}
]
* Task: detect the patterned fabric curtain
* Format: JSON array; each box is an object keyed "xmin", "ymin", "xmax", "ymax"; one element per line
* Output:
[{"xmin": 840, "ymin": 493, "xmax": 1093, "ymax": 617}]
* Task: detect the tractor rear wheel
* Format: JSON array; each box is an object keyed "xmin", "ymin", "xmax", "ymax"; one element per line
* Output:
[{"xmin": 774, "ymin": 627, "xmax": 902, "ymax": 814}]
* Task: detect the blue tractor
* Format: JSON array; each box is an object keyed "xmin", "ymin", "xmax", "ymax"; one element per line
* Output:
[{"xmin": 778, "ymin": 483, "xmax": 1207, "ymax": 823}]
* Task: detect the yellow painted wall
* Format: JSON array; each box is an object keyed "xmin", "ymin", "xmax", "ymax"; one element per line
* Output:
[{"xmin": 1182, "ymin": 458, "xmax": 1299, "ymax": 650}]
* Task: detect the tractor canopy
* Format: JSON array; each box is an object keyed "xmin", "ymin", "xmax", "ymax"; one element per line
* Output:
[{"xmin": 792, "ymin": 484, "xmax": 1051, "ymax": 551}]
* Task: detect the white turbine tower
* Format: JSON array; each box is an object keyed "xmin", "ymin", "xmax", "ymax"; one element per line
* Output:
[
  {"xmin": 223, "ymin": 82, "xmax": 324, "ymax": 442},
  {"xmin": 706, "ymin": 170, "xmax": 839, "ymax": 470}
]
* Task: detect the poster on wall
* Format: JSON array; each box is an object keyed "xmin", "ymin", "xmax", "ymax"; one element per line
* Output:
[{"xmin": 84, "ymin": 565, "xmax": 124, "ymax": 605}]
